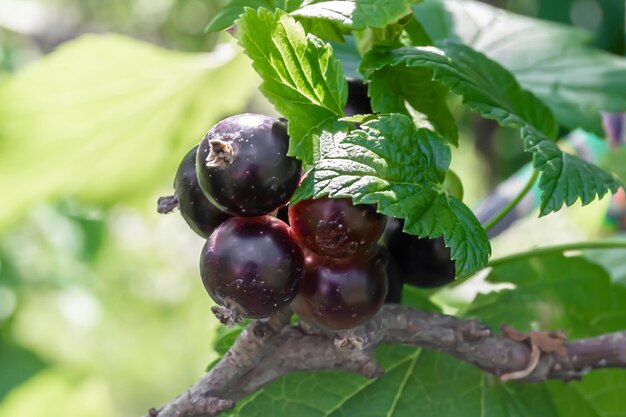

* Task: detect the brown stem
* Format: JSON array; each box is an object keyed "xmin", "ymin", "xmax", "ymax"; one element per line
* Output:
[
  {"xmin": 145, "ymin": 305, "xmax": 626, "ymax": 417},
  {"xmin": 157, "ymin": 195, "xmax": 178, "ymax": 214}
]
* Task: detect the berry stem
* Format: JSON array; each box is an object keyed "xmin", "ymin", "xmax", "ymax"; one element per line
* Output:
[
  {"xmin": 145, "ymin": 305, "xmax": 626, "ymax": 417},
  {"xmin": 483, "ymin": 169, "xmax": 539, "ymax": 232},
  {"xmin": 206, "ymin": 139, "xmax": 235, "ymax": 169},
  {"xmin": 487, "ymin": 239, "xmax": 626, "ymax": 268},
  {"xmin": 157, "ymin": 195, "xmax": 179, "ymax": 214}
]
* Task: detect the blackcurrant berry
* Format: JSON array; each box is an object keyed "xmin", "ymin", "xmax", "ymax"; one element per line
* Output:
[
  {"xmin": 384, "ymin": 257, "xmax": 404, "ymax": 304},
  {"xmin": 196, "ymin": 114, "xmax": 301, "ymax": 217},
  {"xmin": 288, "ymin": 196, "xmax": 387, "ymax": 259},
  {"xmin": 200, "ymin": 216, "xmax": 304, "ymax": 322},
  {"xmin": 158, "ymin": 145, "xmax": 231, "ymax": 238},
  {"xmin": 344, "ymin": 77, "xmax": 373, "ymax": 117},
  {"xmin": 385, "ymin": 219, "xmax": 456, "ymax": 288},
  {"xmin": 293, "ymin": 248, "xmax": 388, "ymax": 331},
  {"xmin": 275, "ymin": 205, "xmax": 290, "ymax": 225}
]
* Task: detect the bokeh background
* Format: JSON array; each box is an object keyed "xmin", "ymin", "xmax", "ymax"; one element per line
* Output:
[{"xmin": 0, "ymin": 1, "xmax": 624, "ymax": 416}]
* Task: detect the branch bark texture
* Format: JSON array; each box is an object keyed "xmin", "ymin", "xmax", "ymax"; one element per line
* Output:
[{"xmin": 145, "ymin": 305, "xmax": 626, "ymax": 417}]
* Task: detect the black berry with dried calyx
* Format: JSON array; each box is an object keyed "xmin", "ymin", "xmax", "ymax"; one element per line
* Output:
[
  {"xmin": 158, "ymin": 145, "xmax": 231, "ymax": 238},
  {"xmin": 344, "ymin": 77, "xmax": 373, "ymax": 117},
  {"xmin": 385, "ymin": 218, "xmax": 456, "ymax": 288},
  {"xmin": 196, "ymin": 113, "xmax": 301, "ymax": 217}
]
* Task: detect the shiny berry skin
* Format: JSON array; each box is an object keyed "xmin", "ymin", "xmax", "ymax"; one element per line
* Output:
[
  {"xmin": 158, "ymin": 146, "xmax": 231, "ymax": 238},
  {"xmin": 288, "ymin": 196, "xmax": 387, "ymax": 259},
  {"xmin": 196, "ymin": 113, "xmax": 301, "ymax": 217},
  {"xmin": 200, "ymin": 216, "xmax": 304, "ymax": 319},
  {"xmin": 275, "ymin": 205, "xmax": 290, "ymax": 225},
  {"xmin": 385, "ymin": 219, "xmax": 456, "ymax": 288},
  {"xmin": 293, "ymin": 248, "xmax": 388, "ymax": 330},
  {"xmin": 344, "ymin": 77, "xmax": 373, "ymax": 117},
  {"xmin": 384, "ymin": 257, "xmax": 403, "ymax": 304}
]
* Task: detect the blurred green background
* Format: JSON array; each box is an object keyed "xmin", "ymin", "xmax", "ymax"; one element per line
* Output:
[{"xmin": 0, "ymin": 1, "xmax": 624, "ymax": 416}]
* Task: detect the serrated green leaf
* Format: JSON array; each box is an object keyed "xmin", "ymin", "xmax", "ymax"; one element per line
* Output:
[
  {"xmin": 360, "ymin": 42, "xmax": 558, "ymax": 139},
  {"xmin": 368, "ymin": 64, "xmax": 458, "ymax": 145},
  {"xmin": 294, "ymin": 113, "xmax": 490, "ymax": 277},
  {"xmin": 525, "ymin": 135, "xmax": 621, "ymax": 215},
  {"xmin": 413, "ymin": 0, "xmax": 626, "ymax": 135},
  {"xmin": 207, "ymin": 0, "xmax": 303, "ymax": 32},
  {"xmin": 291, "ymin": 1, "xmax": 356, "ymax": 41},
  {"xmin": 352, "ymin": 0, "xmax": 413, "ymax": 29},
  {"xmin": 360, "ymin": 42, "xmax": 621, "ymax": 215},
  {"xmin": 0, "ymin": 35, "xmax": 256, "ymax": 230},
  {"xmin": 236, "ymin": 8, "xmax": 348, "ymax": 163}
]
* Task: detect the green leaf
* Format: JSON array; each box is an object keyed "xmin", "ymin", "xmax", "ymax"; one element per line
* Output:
[
  {"xmin": 352, "ymin": 0, "xmax": 413, "ymax": 29},
  {"xmin": 231, "ymin": 349, "xmax": 626, "ymax": 417},
  {"xmin": 0, "ymin": 340, "xmax": 47, "ymax": 401},
  {"xmin": 294, "ymin": 114, "xmax": 490, "ymax": 277},
  {"xmin": 582, "ymin": 245, "xmax": 626, "ymax": 288},
  {"xmin": 413, "ymin": 0, "xmax": 626, "ymax": 135},
  {"xmin": 603, "ymin": 147, "xmax": 626, "ymax": 183},
  {"xmin": 401, "ymin": 285, "xmax": 442, "ymax": 312},
  {"xmin": 330, "ymin": 36, "xmax": 361, "ymax": 79},
  {"xmin": 206, "ymin": 0, "xmax": 303, "ymax": 32},
  {"xmin": 361, "ymin": 42, "xmax": 558, "ymax": 139},
  {"xmin": 526, "ymin": 136, "xmax": 621, "ymax": 214},
  {"xmin": 368, "ymin": 64, "xmax": 458, "ymax": 145},
  {"xmin": 402, "ymin": 15, "xmax": 433, "ymax": 46},
  {"xmin": 236, "ymin": 8, "xmax": 348, "ymax": 163},
  {"xmin": 360, "ymin": 42, "xmax": 621, "ymax": 216},
  {"xmin": 469, "ymin": 254, "xmax": 626, "ymax": 336},
  {"xmin": 0, "ymin": 35, "xmax": 257, "ymax": 230},
  {"xmin": 214, "ymin": 324, "xmax": 247, "ymax": 355},
  {"xmin": 291, "ymin": 1, "xmax": 356, "ymax": 42}
]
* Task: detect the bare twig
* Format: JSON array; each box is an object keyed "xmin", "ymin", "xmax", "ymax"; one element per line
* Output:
[{"xmin": 145, "ymin": 305, "xmax": 626, "ymax": 417}]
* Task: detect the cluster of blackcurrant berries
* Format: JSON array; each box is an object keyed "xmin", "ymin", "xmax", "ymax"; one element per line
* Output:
[{"xmin": 158, "ymin": 79, "xmax": 456, "ymax": 331}]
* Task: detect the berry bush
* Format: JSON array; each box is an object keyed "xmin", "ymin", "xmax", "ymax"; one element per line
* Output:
[
  {"xmin": 7, "ymin": 1, "xmax": 626, "ymax": 416},
  {"xmin": 149, "ymin": 1, "xmax": 626, "ymax": 416}
]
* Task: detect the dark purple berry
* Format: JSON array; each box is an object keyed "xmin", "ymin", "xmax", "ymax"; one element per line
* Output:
[
  {"xmin": 196, "ymin": 114, "xmax": 301, "ymax": 217},
  {"xmin": 158, "ymin": 145, "xmax": 231, "ymax": 238},
  {"xmin": 344, "ymin": 77, "xmax": 373, "ymax": 117},
  {"xmin": 384, "ymin": 256, "xmax": 403, "ymax": 303},
  {"xmin": 385, "ymin": 219, "xmax": 456, "ymax": 288},
  {"xmin": 200, "ymin": 216, "xmax": 304, "ymax": 321},
  {"xmin": 275, "ymin": 205, "xmax": 290, "ymax": 225},
  {"xmin": 293, "ymin": 248, "xmax": 388, "ymax": 331},
  {"xmin": 289, "ymin": 196, "xmax": 387, "ymax": 259}
]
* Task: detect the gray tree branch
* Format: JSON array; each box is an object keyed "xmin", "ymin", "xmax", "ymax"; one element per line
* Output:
[{"xmin": 145, "ymin": 305, "xmax": 626, "ymax": 417}]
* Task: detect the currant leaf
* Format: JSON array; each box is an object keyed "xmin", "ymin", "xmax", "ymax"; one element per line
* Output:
[
  {"xmin": 361, "ymin": 42, "xmax": 621, "ymax": 215},
  {"xmin": 291, "ymin": 1, "xmax": 356, "ymax": 41},
  {"xmin": 413, "ymin": 0, "xmax": 626, "ymax": 135},
  {"xmin": 352, "ymin": 0, "xmax": 413, "ymax": 29},
  {"xmin": 293, "ymin": 113, "xmax": 490, "ymax": 277},
  {"xmin": 368, "ymin": 65, "xmax": 458, "ymax": 145},
  {"xmin": 236, "ymin": 8, "xmax": 348, "ymax": 163},
  {"xmin": 206, "ymin": 0, "xmax": 303, "ymax": 32}
]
